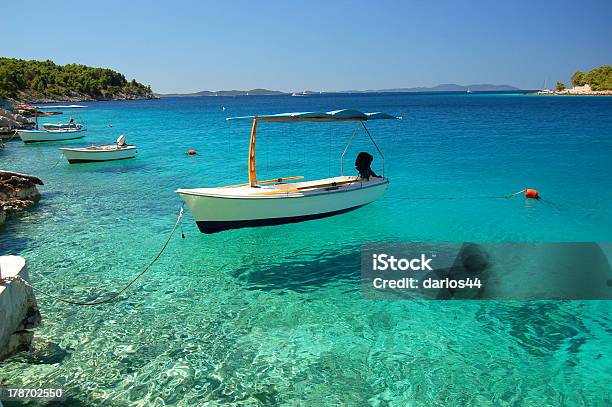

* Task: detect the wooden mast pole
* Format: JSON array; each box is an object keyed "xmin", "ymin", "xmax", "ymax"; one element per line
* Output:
[{"xmin": 248, "ymin": 118, "xmax": 258, "ymax": 186}]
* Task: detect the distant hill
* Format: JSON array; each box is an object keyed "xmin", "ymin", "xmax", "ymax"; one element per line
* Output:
[
  {"xmin": 0, "ymin": 57, "xmax": 157, "ymax": 103},
  {"xmin": 359, "ymin": 84, "xmax": 520, "ymax": 93},
  {"xmin": 161, "ymin": 83, "xmax": 521, "ymax": 97},
  {"xmin": 160, "ymin": 88, "xmax": 287, "ymax": 97}
]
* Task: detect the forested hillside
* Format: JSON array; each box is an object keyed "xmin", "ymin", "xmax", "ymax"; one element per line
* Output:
[
  {"xmin": 0, "ymin": 58, "xmax": 156, "ymax": 102},
  {"xmin": 571, "ymin": 65, "xmax": 612, "ymax": 90}
]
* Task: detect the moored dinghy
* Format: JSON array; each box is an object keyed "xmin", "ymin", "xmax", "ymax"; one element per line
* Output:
[
  {"xmin": 177, "ymin": 109, "xmax": 399, "ymax": 233},
  {"xmin": 17, "ymin": 128, "xmax": 85, "ymax": 143},
  {"xmin": 60, "ymin": 135, "xmax": 137, "ymax": 163}
]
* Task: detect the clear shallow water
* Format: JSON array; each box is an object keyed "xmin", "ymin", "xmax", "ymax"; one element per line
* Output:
[{"xmin": 1, "ymin": 93, "xmax": 611, "ymax": 405}]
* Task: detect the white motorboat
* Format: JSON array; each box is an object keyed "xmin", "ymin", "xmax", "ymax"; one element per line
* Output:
[
  {"xmin": 17, "ymin": 128, "xmax": 85, "ymax": 143},
  {"xmin": 42, "ymin": 122, "xmax": 83, "ymax": 131},
  {"xmin": 177, "ymin": 109, "xmax": 399, "ymax": 233},
  {"xmin": 60, "ymin": 135, "xmax": 137, "ymax": 163}
]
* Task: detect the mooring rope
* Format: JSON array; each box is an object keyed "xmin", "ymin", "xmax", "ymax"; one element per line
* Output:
[
  {"xmin": 392, "ymin": 189, "xmax": 528, "ymax": 200},
  {"xmin": 13, "ymin": 207, "xmax": 185, "ymax": 306},
  {"xmin": 50, "ymin": 152, "xmax": 64, "ymax": 168}
]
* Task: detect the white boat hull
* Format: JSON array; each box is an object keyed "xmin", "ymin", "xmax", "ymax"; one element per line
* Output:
[
  {"xmin": 60, "ymin": 146, "xmax": 137, "ymax": 163},
  {"xmin": 17, "ymin": 129, "xmax": 85, "ymax": 143},
  {"xmin": 177, "ymin": 176, "xmax": 388, "ymax": 233}
]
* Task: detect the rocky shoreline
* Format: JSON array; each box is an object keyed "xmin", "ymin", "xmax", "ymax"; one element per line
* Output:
[
  {"xmin": 0, "ymin": 105, "xmax": 36, "ymax": 136},
  {"xmin": 1, "ymin": 94, "xmax": 151, "ymax": 137},
  {"xmin": 533, "ymin": 84, "xmax": 612, "ymax": 96},
  {"xmin": 15, "ymin": 90, "xmax": 159, "ymax": 104},
  {"xmin": 1, "ymin": 101, "xmax": 68, "ymax": 137},
  {"xmin": 533, "ymin": 90, "xmax": 612, "ymax": 96},
  {"xmin": 0, "ymin": 171, "xmax": 43, "ymax": 227}
]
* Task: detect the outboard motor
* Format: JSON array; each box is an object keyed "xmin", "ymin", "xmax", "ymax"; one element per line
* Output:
[
  {"xmin": 116, "ymin": 134, "xmax": 127, "ymax": 147},
  {"xmin": 355, "ymin": 151, "xmax": 379, "ymax": 179}
]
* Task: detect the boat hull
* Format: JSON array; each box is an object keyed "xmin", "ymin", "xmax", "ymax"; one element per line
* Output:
[
  {"xmin": 17, "ymin": 129, "xmax": 85, "ymax": 143},
  {"xmin": 177, "ymin": 178, "xmax": 388, "ymax": 233},
  {"xmin": 195, "ymin": 204, "xmax": 366, "ymax": 233},
  {"xmin": 60, "ymin": 147, "xmax": 137, "ymax": 163}
]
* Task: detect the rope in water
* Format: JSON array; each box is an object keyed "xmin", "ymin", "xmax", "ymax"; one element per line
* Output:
[
  {"xmin": 14, "ymin": 206, "xmax": 185, "ymax": 306},
  {"xmin": 51, "ymin": 152, "xmax": 64, "ymax": 168},
  {"xmin": 394, "ymin": 189, "xmax": 528, "ymax": 200}
]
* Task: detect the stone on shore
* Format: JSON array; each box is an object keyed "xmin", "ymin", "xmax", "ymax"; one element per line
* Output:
[
  {"xmin": 0, "ymin": 171, "xmax": 43, "ymax": 227},
  {"xmin": 0, "ymin": 107, "xmax": 35, "ymax": 128},
  {"xmin": 0, "ymin": 256, "xmax": 42, "ymax": 360}
]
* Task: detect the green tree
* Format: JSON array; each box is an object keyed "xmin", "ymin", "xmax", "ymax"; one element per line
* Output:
[
  {"xmin": 569, "ymin": 66, "xmax": 612, "ymax": 91},
  {"xmin": 571, "ymin": 71, "xmax": 585, "ymax": 86},
  {"xmin": 556, "ymin": 81, "xmax": 566, "ymax": 91},
  {"xmin": 31, "ymin": 76, "xmax": 46, "ymax": 92}
]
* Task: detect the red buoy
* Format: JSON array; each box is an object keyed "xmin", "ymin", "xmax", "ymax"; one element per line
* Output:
[
  {"xmin": 524, "ymin": 188, "xmax": 539, "ymax": 199},
  {"xmin": 187, "ymin": 149, "xmax": 197, "ymax": 155}
]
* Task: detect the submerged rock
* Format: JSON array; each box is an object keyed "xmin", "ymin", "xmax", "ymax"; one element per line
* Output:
[{"xmin": 0, "ymin": 171, "xmax": 43, "ymax": 227}]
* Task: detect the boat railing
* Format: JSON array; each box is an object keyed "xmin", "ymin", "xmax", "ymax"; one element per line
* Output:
[{"xmin": 339, "ymin": 122, "xmax": 385, "ymax": 177}]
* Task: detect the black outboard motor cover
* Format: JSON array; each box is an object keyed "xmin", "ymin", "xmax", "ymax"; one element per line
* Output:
[{"xmin": 355, "ymin": 151, "xmax": 378, "ymax": 179}]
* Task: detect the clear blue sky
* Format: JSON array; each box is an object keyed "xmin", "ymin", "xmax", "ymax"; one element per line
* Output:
[{"xmin": 2, "ymin": 0, "xmax": 611, "ymax": 93}]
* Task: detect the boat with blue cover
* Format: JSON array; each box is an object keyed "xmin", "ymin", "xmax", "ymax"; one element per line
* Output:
[{"xmin": 176, "ymin": 109, "xmax": 399, "ymax": 233}]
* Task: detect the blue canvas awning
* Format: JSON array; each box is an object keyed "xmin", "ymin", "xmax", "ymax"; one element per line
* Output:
[{"xmin": 227, "ymin": 109, "xmax": 400, "ymax": 121}]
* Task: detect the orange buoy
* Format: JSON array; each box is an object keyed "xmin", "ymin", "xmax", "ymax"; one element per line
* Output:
[
  {"xmin": 524, "ymin": 188, "xmax": 539, "ymax": 199},
  {"xmin": 187, "ymin": 149, "xmax": 197, "ymax": 155}
]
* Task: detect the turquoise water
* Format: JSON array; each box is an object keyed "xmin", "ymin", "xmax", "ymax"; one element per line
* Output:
[{"xmin": 1, "ymin": 93, "xmax": 611, "ymax": 405}]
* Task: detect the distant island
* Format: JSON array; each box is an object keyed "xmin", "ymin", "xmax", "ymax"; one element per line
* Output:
[
  {"xmin": 537, "ymin": 65, "xmax": 612, "ymax": 96},
  {"xmin": 345, "ymin": 84, "xmax": 520, "ymax": 93},
  {"xmin": 159, "ymin": 83, "xmax": 521, "ymax": 97},
  {"xmin": 0, "ymin": 58, "xmax": 157, "ymax": 103},
  {"xmin": 160, "ymin": 88, "xmax": 286, "ymax": 97}
]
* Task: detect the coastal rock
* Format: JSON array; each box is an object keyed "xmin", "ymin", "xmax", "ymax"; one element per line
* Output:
[
  {"xmin": 0, "ymin": 256, "xmax": 42, "ymax": 360},
  {"xmin": 0, "ymin": 171, "xmax": 43, "ymax": 227},
  {"xmin": 16, "ymin": 90, "xmax": 159, "ymax": 104},
  {"xmin": 0, "ymin": 107, "xmax": 36, "ymax": 132}
]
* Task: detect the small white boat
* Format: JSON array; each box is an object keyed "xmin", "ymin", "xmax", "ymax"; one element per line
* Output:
[
  {"xmin": 177, "ymin": 109, "xmax": 398, "ymax": 233},
  {"xmin": 17, "ymin": 128, "xmax": 85, "ymax": 143},
  {"xmin": 42, "ymin": 122, "xmax": 83, "ymax": 131},
  {"xmin": 60, "ymin": 135, "xmax": 137, "ymax": 164}
]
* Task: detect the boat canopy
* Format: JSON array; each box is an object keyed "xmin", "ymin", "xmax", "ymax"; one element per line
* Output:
[
  {"xmin": 227, "ymin": 109, "xmax": 399, "ymax": 122},
  {"xmin": 230, "ymin": 109, "xmax": 398, "ymax": 186}
]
